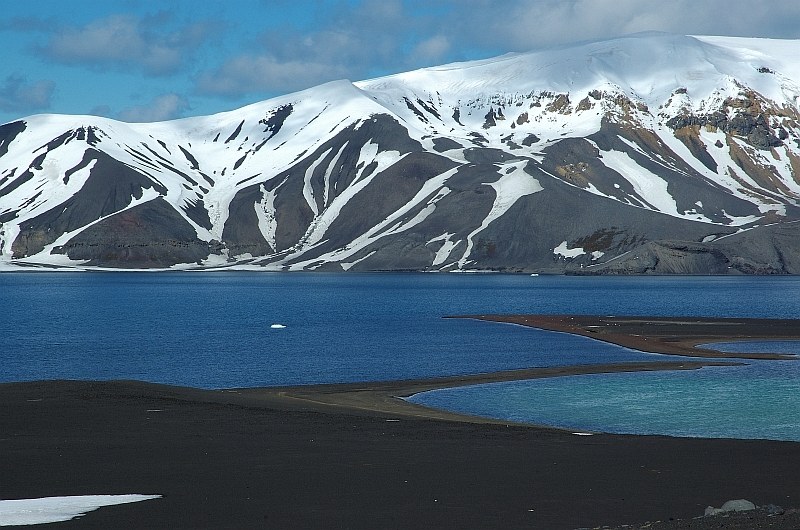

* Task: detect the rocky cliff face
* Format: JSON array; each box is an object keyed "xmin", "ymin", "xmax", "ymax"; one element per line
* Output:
[{"xmin": 1, "ymin": 33, "xmax": 800, "ymax": 273}]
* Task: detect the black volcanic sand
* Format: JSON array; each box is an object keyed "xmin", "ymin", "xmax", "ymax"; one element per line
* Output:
[
  {"xmin": 2, "ymin": 373, "xmax": 800, "ymax": 529},
  {"xmin": 3, "ymin": 317, "xmax": 800, "ymax": 529}
]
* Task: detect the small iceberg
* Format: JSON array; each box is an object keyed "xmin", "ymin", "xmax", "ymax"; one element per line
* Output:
[{"xmin": 270, "ymin": 324, "xmax": 287, "ymax": 329}]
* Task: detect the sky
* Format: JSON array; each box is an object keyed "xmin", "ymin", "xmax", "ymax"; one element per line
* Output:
[{"xmin": 1, "ymin": 0, "xmax": 799, "ymax": 124}]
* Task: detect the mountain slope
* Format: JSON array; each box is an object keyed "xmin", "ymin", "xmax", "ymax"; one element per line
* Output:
[{"xmin": 2, "ymin": 33, "xmax": 800, "ymax": 272}]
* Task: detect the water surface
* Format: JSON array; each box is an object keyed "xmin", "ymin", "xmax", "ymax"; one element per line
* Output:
[{"xmin": 2, "ymin": 272, "xmax": 799, "ymax": 440}]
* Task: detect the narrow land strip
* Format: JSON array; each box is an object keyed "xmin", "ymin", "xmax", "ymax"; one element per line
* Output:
[
  {"xmin": 451, "ymin": 314, "xmax": 800, "ymax": 360},
  {"xmin": 238, "ymin": 360, "xmax": 737, "ymax": 427}
]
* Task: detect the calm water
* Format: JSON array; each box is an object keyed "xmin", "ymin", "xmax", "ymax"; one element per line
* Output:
[
  {"xmin": 2, "ymin": 272, "xmax": 799, "ymax": 440},
  {"xmin": 408, "ymin": 356, "xmax": 800, "ymax": 441}
]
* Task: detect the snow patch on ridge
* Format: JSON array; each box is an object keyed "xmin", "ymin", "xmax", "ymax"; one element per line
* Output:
[
  {"xmin": 599, "ymin": 149, "xmax": 682, "ymax": 216},
  {"xmin": 300, "ymin": 145, "xmax": 404, "ymax": 249},
  {"xmin": 255, "ymin": 182, "xmax": 281, "ymax": 250},
  {"xmin": 303, "ymin": 148, "xmax": 331, "ymax": 216},
  {"xmin": 553, "ymin": 241, "xmax": 606, "ymax": 261},
  {"xmin": 554, "ymin": 241, "xmax": 585, "ymax": 259},
  {"xmin": 458, "ymin": 161, "xmax": 542, "ymax": 268},
  {"xmin": 428, "ymin": 232, "xmax": 460, "ymax": 268},
  {"xmin": 288, "ymin": 166, "xmax": 460, "ymax": 270}
]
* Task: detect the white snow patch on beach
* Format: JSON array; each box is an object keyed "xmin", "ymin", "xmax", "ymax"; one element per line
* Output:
[{"xmin": 0, "ymin": 495, "xmax": 161, "ymax": 526}]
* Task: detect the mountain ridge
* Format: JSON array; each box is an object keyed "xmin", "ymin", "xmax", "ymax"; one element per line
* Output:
[{"xmin": 2, "ymin": 33, "xmax": 800, "ymax": 272}]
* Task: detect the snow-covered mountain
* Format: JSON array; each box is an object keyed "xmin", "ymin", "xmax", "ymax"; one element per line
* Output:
[{"xmin": 2, "ymin": 32, "xmax": 800, "ymax": 273}]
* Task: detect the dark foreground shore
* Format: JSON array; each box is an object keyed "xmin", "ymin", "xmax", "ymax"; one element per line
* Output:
[
  {"xmin": 2, "ymin": 368, "xmax": 800, "ymax": 529},
  {"xmin": 3, "ymin": 316, "xmax": 800, "ymax": 528}
]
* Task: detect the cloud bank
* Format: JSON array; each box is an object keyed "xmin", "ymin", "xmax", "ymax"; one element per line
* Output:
[
  {"xmin": 0, "ymin": 75, "xmax": 54, "ymax": 113},
  {"xmin": 192, "ymin": 0, "xmax": 800, "ymax": 99},
  {"xmin": 117, "ymin": 94, "xmax": 191, "ymax": 122},
  {"xmin": 3, "ymin": 0, "xmax": 800, "ymax": 121},
  {"xmin": 38, "ymin": 13, "xmax": 220, "ymax": 76}
]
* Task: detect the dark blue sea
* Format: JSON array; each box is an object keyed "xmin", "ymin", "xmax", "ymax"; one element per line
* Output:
[{"xmin": 2, "ymin": 272, "xmax": 799, "ymax": 440}]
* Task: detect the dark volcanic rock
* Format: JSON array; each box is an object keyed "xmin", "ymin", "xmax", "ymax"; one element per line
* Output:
[
  {"xmin": 667, "ymin": 111, "xmax": 782, "ymax": 150},
  {"xmin": 11, "ymin": 150, "xmax": 168, "ymax": 259},
  {"xmin": 259, "ymin": 104, "xmax": 293, "ymax": 141},
  {"xmin": 222, "ymin": 184, "xmax": 273, "ymax": 257},
  {"xmin": 579, "ymin": 240, "xmax": 731, "ymax": 275},
  {"xmin": 582, "ymin": 222, "xmax": 800, "ymax": 275},
  {"xmin": 0, "ymin": 120, "xmax": 26, "ymax": 158},
  {"xmin": 275, "ymin": 114, "xmax": 425, "ymax": 250},
  {"xmin": 432, "ymin": 137, "xmax": 463, "ymax": 152},
  {"xmin": 53, "ymin": 198, "xmax": 211, "ymax": 268}
]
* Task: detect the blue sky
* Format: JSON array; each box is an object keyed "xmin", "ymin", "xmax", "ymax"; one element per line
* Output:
[{"xmin": 1, "ymin": 0, "xmax": 799, "ymax": 124}]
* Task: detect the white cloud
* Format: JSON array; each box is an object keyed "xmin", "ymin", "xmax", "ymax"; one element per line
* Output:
[
  {"xmin": 196, "ymin": 54, "xmax": 347, "ymax": 97},
  {"xmin": 9, "ymin": 0, "xmax": 799, "ymax": 117},
  {"xmin": 411, "ymin": 35, "xmax": 451, "ymax": 63},
  {"xmin": 201, "ymin": 0, "xmax": 800, "ymax": 100},
  {"xmin": 0, "ymin": 75, "xmax": 54, "ymax": 112},
  {"xmin": 118, "ymin": 93, "xmax": 190, "ymax": 122},
  {"xmin": 445, "ymin": 0, "xmax": 800, "ymax": 51},
  {"xmin": 39, "ymin": 14, "xmax": 220, "ymax": 76},
  {"xmin": 195, "ymin": 0, "xmax": 410, "ymax": 98}
]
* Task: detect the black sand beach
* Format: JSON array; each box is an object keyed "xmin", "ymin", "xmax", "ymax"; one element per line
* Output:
[{"xmin": 2, "ymin": 317, "xmax": 800, "ymax": 529}]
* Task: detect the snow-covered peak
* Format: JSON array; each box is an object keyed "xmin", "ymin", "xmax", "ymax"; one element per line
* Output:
[
  {"xmin": 5, "ymin": 33, "xmax": 800, "ymax": 141},
  {"xmin": 3, "ymin": 33, "xmax": 800, "ymax": 274},
  {"xmin": 357, "ymin": 33, "xmax": 800, "ymax": 114}
]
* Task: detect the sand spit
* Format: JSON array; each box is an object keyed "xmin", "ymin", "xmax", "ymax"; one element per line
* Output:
[{"xmin": 453, "ymin": 314, "xmax": 800, "ymax": 360}]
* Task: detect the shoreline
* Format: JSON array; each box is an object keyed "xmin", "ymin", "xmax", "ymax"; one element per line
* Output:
[
  {"xmin": 451, "ymin": 314, "xmax": 800, "ymax": 360},
  {"xmin": 241, "ymin": 313, "xmax": 800, "ymax": 428},
  {"xmin": 3, "ymin": 316, "xmax": 800, "ymax": 528},
  {"xmin": 238, "ymin": 360, "xmax": 738, "ymax": 428}
]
